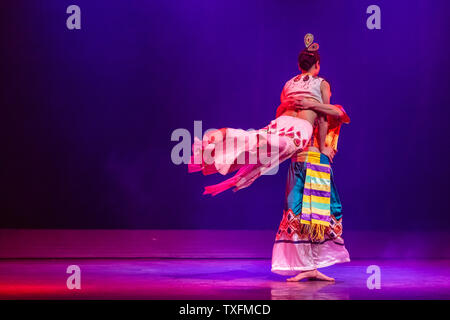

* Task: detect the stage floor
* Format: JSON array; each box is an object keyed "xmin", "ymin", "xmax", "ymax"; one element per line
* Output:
[{"xmin": 0, "ymin": 259, "xmax": 449, "ymax": 299}]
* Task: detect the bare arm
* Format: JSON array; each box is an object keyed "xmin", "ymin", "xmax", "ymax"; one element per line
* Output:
[
  {"xmin": 277, "ymin": 81, "xmax": 346, "ymax": 119},
  {"xmin": 297, "ymin": 100, "xmax": 344, "ymax": 117},
  {"xmin": 316, "ymin": 80, "xmax": 331, "ymax": 151},
  {"xmin": 317, "ymin": 115, "xmax": 328, "ymax": 151},
  {"xmin": 317, "ymin": 81, "xmax": 335, "ymax": 161}
]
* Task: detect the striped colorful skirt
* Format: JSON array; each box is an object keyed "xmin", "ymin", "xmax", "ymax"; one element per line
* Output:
[{"xmin": 271, "ymin": 151, "xmax": 350, "ymax": 274}]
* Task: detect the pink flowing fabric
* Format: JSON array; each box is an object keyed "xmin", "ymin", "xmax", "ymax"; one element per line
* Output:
[{"xmin": 188, "ymin": 116, "xmax": 313, "ymax": 196}]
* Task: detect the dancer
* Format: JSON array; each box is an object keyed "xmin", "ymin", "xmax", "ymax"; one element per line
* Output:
[
  {"xmin": 271, "ymin": 55, "xmax": 351, "ymax": 283},
  {"xmin": 189, "ymin": 33, "xmax": 344, "ymax": 196}
]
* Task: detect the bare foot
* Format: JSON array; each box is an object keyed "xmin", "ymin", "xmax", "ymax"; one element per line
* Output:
[
  {"xmin": 312, "ymin": 270, "xmax": 335, "ymax": 282},
  {"xmin": 286, "ymin": 270, "xmax": 318, "ymax": 282}
]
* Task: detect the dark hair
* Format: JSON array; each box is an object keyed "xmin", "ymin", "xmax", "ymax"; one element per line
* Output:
[{"xmin": 298, "ymin": 49, "xmax": 320, "ymax": 71}]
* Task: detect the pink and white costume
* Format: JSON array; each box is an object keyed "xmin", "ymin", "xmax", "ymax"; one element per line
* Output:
[
  {"xmin": 188, "ymin": 73, "xmax": 326, "ymax": 196},
  {"xmin": 189, "ymin": 116, "xmax": 313, "ymax": 195}
]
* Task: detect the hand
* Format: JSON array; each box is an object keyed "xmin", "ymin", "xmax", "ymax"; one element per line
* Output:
[
  {"xmin": 321, "ymin": 146, "xmax": 336, "ymax": 163},
  {"xmin": 296, "ymin": 97, "xmax": 317, "ymax": 110},
  {"xmin": 281, "ymin": 97, "xmax": 315, "ymax": 111}
]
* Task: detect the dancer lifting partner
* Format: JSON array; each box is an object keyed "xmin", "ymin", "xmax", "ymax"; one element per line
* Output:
[
  {"xmin": 188, "ymin": 33, "xmax": 346, "ymax": 199},
  {"xmin": 271, "ymin": 34, "xmax": 351, "ymax": 282}
]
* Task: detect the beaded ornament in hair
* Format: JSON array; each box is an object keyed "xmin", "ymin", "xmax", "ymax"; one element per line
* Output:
[
  {"xmin": 304, "ymin": 33, "xmax": 319, "ymax": 52},
  {"xmin": 298, "ymin": 33, "xmax": 320, "ymax": 81}
]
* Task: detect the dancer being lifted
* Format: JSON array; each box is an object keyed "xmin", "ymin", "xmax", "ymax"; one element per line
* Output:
[{"xmin": 188, "ymin": 33, "xmax": 346, "ymax": 198}]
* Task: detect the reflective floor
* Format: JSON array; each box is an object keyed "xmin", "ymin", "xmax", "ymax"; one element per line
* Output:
[{"xmin": 0, "ymin": 259, "xmax": 449, "ymax": 299}]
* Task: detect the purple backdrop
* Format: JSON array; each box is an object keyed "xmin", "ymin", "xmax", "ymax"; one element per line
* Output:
[{"xmin": 1, "ymin": 0, "xmax": 449, "ymax": 230}]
